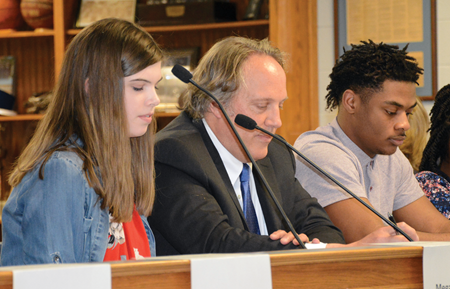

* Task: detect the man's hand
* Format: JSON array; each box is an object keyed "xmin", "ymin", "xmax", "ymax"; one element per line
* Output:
[
  {"xmin": 270, "ymin": 230, "xmax": 320, "ymax": 246},
  {"xmin": 353, "ymin": 222, "xmax": 419, "ymax": 245},
  {"xmin": 327, "ymin": 222, "xmax": 420, "ymax": 248}
]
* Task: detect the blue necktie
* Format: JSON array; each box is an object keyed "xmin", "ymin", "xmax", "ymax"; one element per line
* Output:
[{"xmin": 240, "ymin": 164, "xmax": 260, "ymax": 235}]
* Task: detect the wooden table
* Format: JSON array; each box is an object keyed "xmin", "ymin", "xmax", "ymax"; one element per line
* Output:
[{"xmin": 0, "ymin": 246, "xmax": 423, "ymax": 289}]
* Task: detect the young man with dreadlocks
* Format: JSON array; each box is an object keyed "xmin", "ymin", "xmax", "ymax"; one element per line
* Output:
[
  {"xmin": 294, "ymin": 40, "xmax": 450, "ymax": 243},
  {"xmin": 416, "ymin": 84, "xmax": 450, "ymax": 219}
]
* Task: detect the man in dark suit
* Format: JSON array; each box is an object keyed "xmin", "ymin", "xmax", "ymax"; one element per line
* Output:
[{"xmin": 148, "ymin": 37, "xmax": 417, "ymax": 255}]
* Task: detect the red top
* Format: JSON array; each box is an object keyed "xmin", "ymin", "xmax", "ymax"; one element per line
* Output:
[{"xmin": 103, "ymin": 206, "xmax": 151, "ymax": 261}]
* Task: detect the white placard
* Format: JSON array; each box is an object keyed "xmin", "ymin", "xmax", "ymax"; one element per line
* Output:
[
  {"xmin": 191, "ymin": 254, "xmax": 272, "ymax": 289},
  {"xmin": 5, "ymin": 263, "xmax": 111, "ymax": 289},
  {"xmin": 422, "ymin": 243, "xmax": 450, "ymax": 289}
]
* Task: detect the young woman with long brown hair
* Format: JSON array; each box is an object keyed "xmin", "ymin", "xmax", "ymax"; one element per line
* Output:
[{"xmin": 1, "ymin": 18, "xmax": 163, "ymax": 265}]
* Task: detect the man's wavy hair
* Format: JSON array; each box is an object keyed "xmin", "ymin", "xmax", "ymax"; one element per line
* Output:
[
  {"xmin": 326, "ymin": 40, "xmax": 423, "ymax": 111},
  {"xmin": 180, "ymin": 36, "xmax": 286, "ymax": 119}
]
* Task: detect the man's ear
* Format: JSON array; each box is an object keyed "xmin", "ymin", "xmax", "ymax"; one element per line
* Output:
[
  {"xmin": 208, "ymin": 101, "xmax": 223, "ymax": 119},
  {"xmin": 341, "ymin": 89, "xmax": 359, "ymax": 114}
]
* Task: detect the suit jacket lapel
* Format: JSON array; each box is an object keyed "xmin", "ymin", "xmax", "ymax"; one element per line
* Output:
[
  {"xmin": 192, "ymin": 119, "xmax": 247, "ymax": 225},
  {"xmin": 254, "ymin": 155, "xmax": 284, "ymax": 233}
]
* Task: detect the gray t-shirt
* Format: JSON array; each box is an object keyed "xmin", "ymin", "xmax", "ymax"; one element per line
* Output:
[{"xmin": 294, "ymin": 118, "xmax": 424, "ymax": 219}]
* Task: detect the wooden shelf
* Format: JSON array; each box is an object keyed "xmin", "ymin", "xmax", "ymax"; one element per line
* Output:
[
  {"xmin": 0, "ymin": 112, "xmax": 180, "ymax": 122},
  {"xmin": 0, "ymin": 30, "xmax": 55, "ymax": 38},
  {"xmin": 0, "ymin": 20, "xmax": 269, "ymax": 40},
  {"xmin": 67, "ymin": 20, "xmax": 269, "ymax": 35},
  {"xmin": 155, "ymin": 111, "xmax": 181, "ymax": 118},
  {"xmin": 0, "ymin": 114, "xmax": 43, "ymax": 122}
]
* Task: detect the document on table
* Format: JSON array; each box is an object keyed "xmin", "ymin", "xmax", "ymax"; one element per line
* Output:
[{"xmin": 0, "ymin": 263, "xmax": 111, "ymax": 289}]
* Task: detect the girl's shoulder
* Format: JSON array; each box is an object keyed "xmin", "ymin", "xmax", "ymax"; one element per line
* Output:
[{"xmin": 50, "ymin": 150, "xmax": 84, "ymax": 171}]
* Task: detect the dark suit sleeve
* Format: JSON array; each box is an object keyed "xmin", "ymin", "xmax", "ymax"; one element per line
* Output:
[
  {"xmin": 149, "ymin": 138, "xmax": 304, "ymax": 255},
  {"xmin": 288, "ymin": 179, "xmax": 346, "ymax": 242},
  {"xmin": 257, "ymin": 139, "xmax": 345, "ymax": 244}
]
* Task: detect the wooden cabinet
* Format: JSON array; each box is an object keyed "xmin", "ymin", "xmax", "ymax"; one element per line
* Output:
[{"xmin": 0, "ymin": 0, "xmax": 318, "ymax": 201}]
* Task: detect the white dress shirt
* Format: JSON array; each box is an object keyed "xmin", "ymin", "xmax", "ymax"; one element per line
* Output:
[{"xmin": 202, "ymin": 119, "xmax": 268, "ymax": 235}]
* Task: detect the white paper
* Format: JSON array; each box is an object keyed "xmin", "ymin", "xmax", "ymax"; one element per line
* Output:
[
  {"xmin": 191, "ymin": 254, "xmax": 272, "ymax": 289},
  {"xmin": 305, "ymin": 242, "xmax": 327, "ymax": 249},
  {"xmin": 7, "ymin": 263, "xmax": 111, "ymax": 289}
]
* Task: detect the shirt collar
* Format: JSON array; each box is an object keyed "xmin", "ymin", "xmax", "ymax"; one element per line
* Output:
[
  {"xmin": 202, "ymin": 118, "xmax": 249, "ymax": 185},
  {"xmin": 331, "ymin": 118, "xmax": 376, "ymax": 168}
]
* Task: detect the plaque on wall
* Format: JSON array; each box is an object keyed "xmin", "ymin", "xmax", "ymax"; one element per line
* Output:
[{"xmin": 335, "ymin": 0, "xmax": 437, "ymax": 100}]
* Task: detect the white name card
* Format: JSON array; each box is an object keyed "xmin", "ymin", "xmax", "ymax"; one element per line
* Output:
[
  {"xmin": 4, "ymin": 263, "xmax": 111, "ymax": 289},
  {"xmin": 191, "ymin": 253, "xmax": 272, "ymax": 289},
  {"xmin": 422, "ymin": 242, "xmax": 450, "ymax": 289}
]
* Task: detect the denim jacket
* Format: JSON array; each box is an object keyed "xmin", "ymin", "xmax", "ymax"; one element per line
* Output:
[{"xmin": 1, "ymin": 150, "xmax": 156, "ymax": 266}]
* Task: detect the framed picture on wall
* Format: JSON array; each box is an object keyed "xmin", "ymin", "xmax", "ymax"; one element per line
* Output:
[
  {"xmin": 76, "ymin": 0, "xmax": 136, "ymax": 27},
  {"xmin": 334, "ymin": 0, "xmax": 437, "ymax": 100},
  {"xmin": 0, "ymin": 56, "xmax": 16, "ymax": 97},
  {"xmin": 0, "ymin": 56, "xmax": 17, "ymax": 115},
  {"xmin": 157, "ymin": 48, "xmax": 199, "ymax": 112}
]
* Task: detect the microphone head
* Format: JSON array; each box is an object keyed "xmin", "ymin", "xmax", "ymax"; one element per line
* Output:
[
  {"xmin": 171, "ymin": 64, "xmax": 193, "ymax": 83},
  {"xmin": 235, "ymin": 114, "xmax": 257, "ymax": 130}
]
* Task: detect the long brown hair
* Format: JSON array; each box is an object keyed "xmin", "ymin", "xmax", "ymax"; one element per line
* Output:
[{"xmin": 9, "ymin": 18, "xmax": 163, "ymax": 222}]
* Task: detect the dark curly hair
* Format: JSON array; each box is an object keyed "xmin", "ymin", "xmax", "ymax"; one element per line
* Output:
[
  {"xmin": 419, "ymin": 84, "xmax": 450, "ymax": 173},
  {"xmin": 326, "ymin": 40, "xmax": 423, "ymax": 110}
]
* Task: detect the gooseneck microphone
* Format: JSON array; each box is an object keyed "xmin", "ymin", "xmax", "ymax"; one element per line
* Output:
[
  {"xmin": 235, "ymin": 114, "xmax": 414, "ymax": 242},
  {"xmin": 171, "ymin": 64, "xmax": 307, "ymax": 249}
]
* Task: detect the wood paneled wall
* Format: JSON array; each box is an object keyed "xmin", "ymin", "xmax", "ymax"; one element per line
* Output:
[
  {"xmin": 151, "ymin": 26, "xmax": 269, "ymax": 55},
  {"xmin": 0, "ymin": 38, "xmax": 54, "ymax": 114},
  {"xmin": 270, "ymin": 0, "xmax": 319, "ymax": 145}
]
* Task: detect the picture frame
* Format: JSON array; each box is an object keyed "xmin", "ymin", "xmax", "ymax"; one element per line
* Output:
[
  {"xmin": 0, "ymin": 56, "xmax": 16, "ymax": 97},
  {"xmin": 157, "ymin": 48, "xmax": 199, "ymax": 112},
  {"xmin": 76, "ymin": 0, "xmax": 136, "ymax": 28},
  {"xmin": 162, "ymin": 48, "xmax": 199, "ymax": 71},
  {"xmin": 0, "ymin": 56, "xmax": 17, "ymax": 115},
  {"xmin": 334, "ymin": 0, "xmax": 437, "ymax": 100}
]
